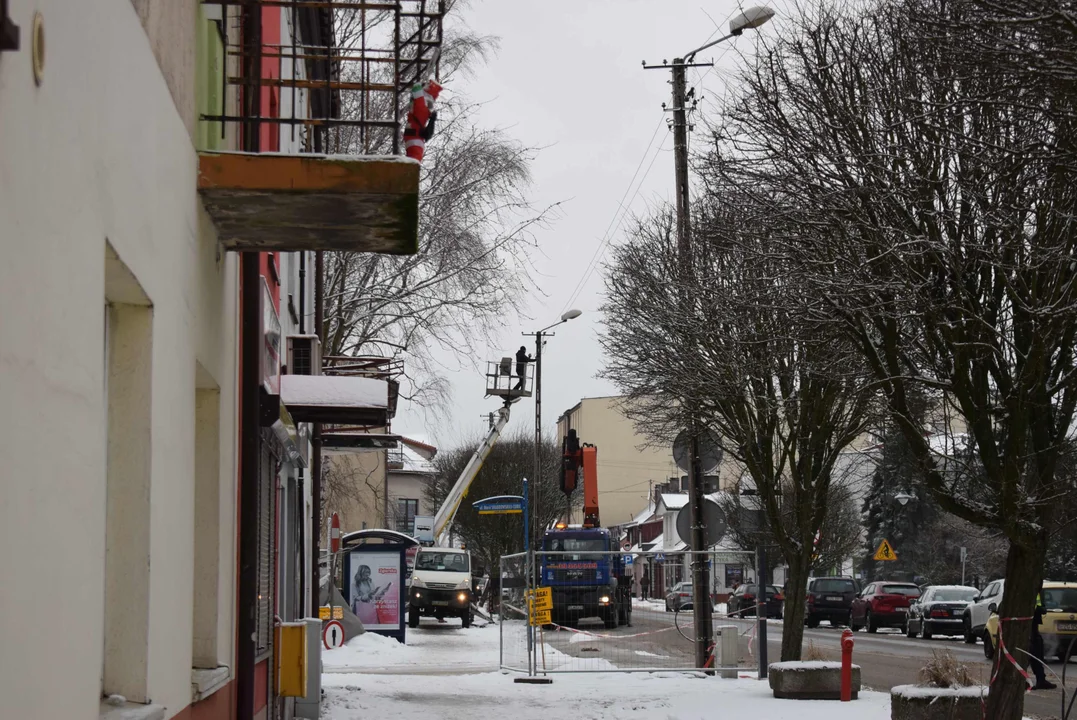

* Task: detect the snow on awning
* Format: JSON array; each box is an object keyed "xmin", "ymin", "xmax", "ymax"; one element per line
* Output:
[{"xmin": 280, "ymin": 374, "xmax": 389, "ymax": 425}]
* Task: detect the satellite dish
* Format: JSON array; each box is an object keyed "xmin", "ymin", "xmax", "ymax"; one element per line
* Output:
[
  {"xmin": 673, "ymin": 429, "xmax": 723, "ymax": 474},
  {"xmin": 676, "ymin": 498, "xmax": 728, "ymax": 547}
]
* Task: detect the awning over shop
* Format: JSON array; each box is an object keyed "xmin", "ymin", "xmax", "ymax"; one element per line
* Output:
[{"xmin": 280, "ymin": 374, "xmax": 389, "ymax": 425}]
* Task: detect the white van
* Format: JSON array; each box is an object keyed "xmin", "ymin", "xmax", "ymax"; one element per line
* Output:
[{"xmin": 408, "ymin": 547, "xmax": 474, "ymax": 628}]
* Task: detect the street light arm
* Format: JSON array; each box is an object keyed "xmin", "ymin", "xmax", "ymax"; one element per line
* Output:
[{"xmin": 684, "ymin": 31, "xmax": 737, "ymax": 62}]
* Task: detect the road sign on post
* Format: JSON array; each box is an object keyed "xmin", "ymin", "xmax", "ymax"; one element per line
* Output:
[
  {"xmin": 473, "ymin": 495, "xmax": 525, "ymax": 515},
  {"xmin": 873, "ymin": 539, "xmax": 897, "ymax": 561},
  {"xmin": 330, "ymin": 512, "xmax": 341, "ymax": 553},
  {"xmin": 322, "ymin": 620, "xmax": 345, "ymax": 649}
]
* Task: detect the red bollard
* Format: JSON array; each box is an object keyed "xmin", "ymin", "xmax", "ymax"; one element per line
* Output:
[{"xmin": 840, "ymin": 629, "xmax": 855, "ymax": 702}]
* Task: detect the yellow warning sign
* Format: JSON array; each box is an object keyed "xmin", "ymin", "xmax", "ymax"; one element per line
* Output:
[
  {"xmin": 319, "ymin": 606, "xmax": 344, "ymax": 620},
  {"xmin": 530, "ymin": 609, "xmax": 551, "ymax": 626},
  {"xmin": 873, "ymin": 539, "xmax": 898, "ymax": 561},
  {"xmin": 529, "ymin": 587, "xmax": 553, "ymax": 612}
]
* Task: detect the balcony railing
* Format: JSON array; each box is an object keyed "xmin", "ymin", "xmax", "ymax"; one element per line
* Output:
[
  {"xmin": 197, "ymin": 0, "xmax": 444, "ymax": 255},
  {"xmin": 323, "ymin": 354, "xmax": 403, "ymax": 422}
]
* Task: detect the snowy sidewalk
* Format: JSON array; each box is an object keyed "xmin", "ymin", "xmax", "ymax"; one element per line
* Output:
[
  {"xmin": 322, "ymin": 671, "xmax": 892, "ymax": 720},
  {"xmin": 322, "ymin": 617, "xmax": 500, "ymax": 674},
  {"xmin": 320, "ymin": 615, "xmax": 902, "ymax": 720}
]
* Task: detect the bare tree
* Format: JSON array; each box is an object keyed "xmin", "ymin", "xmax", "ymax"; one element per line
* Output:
[
  {"xmin": 424, "ymin": 429, "xmax": 578, "ymax": 581},
  {"xmin": 706, "ymin": 0, "xmax": 1077, "ymax": 713},
  {"xmin": 320, "ymin": 454, "xmax": 385, "ymax": 541},
  {"xmin": 321, "ymin": 11, "xmax": 558, "ymax": 412},
  {"xmin": 600, "ymin": 202, "xmax": 877, "ymax": 660}
]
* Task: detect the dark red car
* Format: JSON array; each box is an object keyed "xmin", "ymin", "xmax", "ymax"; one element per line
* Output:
[{"xmin": 850, "ymin": 581, "xmax": 921, "ymax": 633}]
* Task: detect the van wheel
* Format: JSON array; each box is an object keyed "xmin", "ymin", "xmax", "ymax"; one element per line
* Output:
[
  {"xmin": 408, "ymin": 608, "xmax": 420, "ymax": 628},
  {"xmin": 462, "ymin": 611, "xmax": 472, "ymax": 629}
]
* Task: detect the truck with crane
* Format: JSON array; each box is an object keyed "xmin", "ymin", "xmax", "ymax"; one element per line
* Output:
[
  {"xmin": 407, "ymin": 357, "xmax": 528, "ymax": 627},
  {"xmin": 540, "ymin": 429, "xmax": 632, "ymax": 629}
]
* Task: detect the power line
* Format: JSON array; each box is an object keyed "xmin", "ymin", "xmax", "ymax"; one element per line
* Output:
[
  {"xmin": 560, "ymin": 112, "xmax": 666, "ymax": 314},
  {"xmin": 560, "ymin": 16, "xmax": 751, "ymax": 313}
]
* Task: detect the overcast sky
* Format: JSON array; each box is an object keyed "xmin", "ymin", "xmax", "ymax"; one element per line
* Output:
[{"xmin": 393, "ymin": 0, "xmax": 787, "ymax": 451}]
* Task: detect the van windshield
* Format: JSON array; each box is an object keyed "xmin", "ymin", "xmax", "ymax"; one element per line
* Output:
[{"xmin": 415, "ymin": 552, "xmax": 469, "ymax": 573}]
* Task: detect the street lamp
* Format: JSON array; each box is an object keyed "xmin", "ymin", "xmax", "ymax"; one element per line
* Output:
[
  {"xmin": 642, "ymin": 6, "xmax": 774, "ymax": 673},
  {"xmin": 521, "ymin": 308, "xmax": 581, "ymax": 676},
  {"xmin": 525, "ymin": 309, "xmax": 584, "ymax": 543}
]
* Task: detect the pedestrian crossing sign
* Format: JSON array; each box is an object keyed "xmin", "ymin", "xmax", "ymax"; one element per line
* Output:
[{"xmin": 873, "ymin": 539, "xmax": 897, "ymax": 561}]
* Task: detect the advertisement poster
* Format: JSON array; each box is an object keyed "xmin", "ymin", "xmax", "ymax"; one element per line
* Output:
[{"xmin": 348, "ymin": 549, "xmax": 402, "ymax": 631}]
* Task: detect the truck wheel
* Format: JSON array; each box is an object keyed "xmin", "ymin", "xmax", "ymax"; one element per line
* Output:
[
  {"xmin": 604, "ymin": 609, "xmax": 618, "ymax": 629},
  {"xmin": 408, "ymin": 608, "xmax": 420, "ymax": 628}
]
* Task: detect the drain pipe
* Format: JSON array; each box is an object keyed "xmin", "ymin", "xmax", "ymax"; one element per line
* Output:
[{"xmin": 311, "ymin": 250, "xmax": 324, "ymax": 613}]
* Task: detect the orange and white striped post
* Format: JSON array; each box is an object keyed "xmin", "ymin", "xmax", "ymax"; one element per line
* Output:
[{"xmin": 327, "ymin": 512, "xmax": 341, "ymax": 619}]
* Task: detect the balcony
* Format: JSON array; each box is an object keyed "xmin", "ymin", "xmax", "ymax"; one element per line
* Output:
[
  {"xmin": 198, "ymin": 152, "xmax": 419, "ymax": 253},
  {"xmin": 198, "ymin": 0, "xmax": 443, "ymax": 255}
]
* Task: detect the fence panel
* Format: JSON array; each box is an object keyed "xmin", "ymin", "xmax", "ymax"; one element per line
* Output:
[
  {"xmin": 499, "ymin": 552, "xmax": 531, "ymax": 672},
  {"xmin": 500, "ymin": 550, "xmax": 756, "ymax": 673}
]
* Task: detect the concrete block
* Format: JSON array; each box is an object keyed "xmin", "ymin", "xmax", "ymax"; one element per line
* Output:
[
  {"xmin": 768, "ymin": 661, "xmax": 860, "ymax": 700},
  {"xmin": 890, "ymin": 685, "xmax": 986, "ymax": 720}
]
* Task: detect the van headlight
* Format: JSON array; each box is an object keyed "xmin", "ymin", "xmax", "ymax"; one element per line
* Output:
[
  {"xmin": 456, "ymin": 579, "xmax": 471, "ymax": 590},
  {"xmin": 411, "ymin": 577, "xmax": 426, "ymax": 588},
  {"xmin": 599, "ymin": 595, "xmax": 611, "ymax": 605}
]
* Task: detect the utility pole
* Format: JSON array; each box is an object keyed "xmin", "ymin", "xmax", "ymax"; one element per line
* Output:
[
  {"xmin": 642, "ymin": 7, "xmax": 774, "ymax": 671},
  {"xmin": 644, "ymin": 55, "xmax": 714, "ymax": 669},
  {"xmin": 673, "ymin": 57, "xmax": 713, "ymax": 671}
]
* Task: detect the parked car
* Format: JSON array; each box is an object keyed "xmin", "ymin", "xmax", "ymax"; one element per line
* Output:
[
  {"xmin": 850, "ymin": 581, "xmax": 921, "ymax": 633},
  {"xmin": 963, "ymin": 578, "xmax": 1004, "ymax": 646},
  {"xmin": 805, "ymin": 576, "xmax": 859, "ymax": 628},
  {"xmin": 906, "ymin": 585, "xmax": 979, "ymax": 639},
  {"xmin": 728, "ymin": 584, "xmax": 784, "ymax": 619},
  {"xmin": 664, "ymin": 582, "xmax": 713, "ymax": 613},
  {"xmin": 986, "ymin": 581, "xmax": 1077, "ymax": 661}
]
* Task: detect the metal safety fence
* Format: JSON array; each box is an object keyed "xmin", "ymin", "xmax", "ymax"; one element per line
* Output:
[{"xmin": 499, "ymin": 550, "xmax": 766, "ymax": 674}]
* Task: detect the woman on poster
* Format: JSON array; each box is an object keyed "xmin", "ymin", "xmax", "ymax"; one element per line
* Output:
[{"xmin": 352, "ymin": 564, "xmax": 392, "ymax": 626}]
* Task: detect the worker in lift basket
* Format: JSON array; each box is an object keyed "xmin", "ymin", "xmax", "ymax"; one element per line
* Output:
[{"xmin": 514, "ymin": 346, "xmax": 533, "ymax": 390}]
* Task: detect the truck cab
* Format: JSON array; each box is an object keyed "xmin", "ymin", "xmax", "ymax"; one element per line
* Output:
[
  {"xmin": 408, "ymin": 547, "xmax": 474, "ymax": 628},
  {"xmin": 541, "ymin": 527, "xmax": 632, "ymax": 629}
]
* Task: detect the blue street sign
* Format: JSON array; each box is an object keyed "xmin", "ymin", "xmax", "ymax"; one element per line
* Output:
[
  {"xmin": 473, "ymin": 495, "xmax": 524, "ymax": 515},
  {"xmin": 625, "ymin": 554, "xmax": 634, "ymax": 565}
]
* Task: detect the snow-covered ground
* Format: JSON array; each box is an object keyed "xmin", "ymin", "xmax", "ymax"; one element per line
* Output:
[
  {"xmin": 321, "ymin": 615, "xmax": 901, "ymax": 720},
  {"xmin": 322, "ymin": 670, "xmax": 892, "ymax": 720},
  {"xmin": 323, "ymin": 617, "xmax": 500, "ymax": 674}
]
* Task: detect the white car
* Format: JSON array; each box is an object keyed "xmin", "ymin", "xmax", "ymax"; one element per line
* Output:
[{"xmin": 964, "ymin": 579, "xmax": 1004, "ymax": 644}]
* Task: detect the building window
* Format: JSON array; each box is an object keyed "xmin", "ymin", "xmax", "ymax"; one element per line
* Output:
[{"xmin": 396, "ymin": 499, "xmax": 418, "ymax": 535}]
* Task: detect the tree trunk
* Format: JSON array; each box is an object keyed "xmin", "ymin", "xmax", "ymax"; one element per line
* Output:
[
  {"xmin": 780, "ymin": 550, "xmax": 813, "ymax": 661},
  {"xmin": 984, "ymin": 538, "xmax": 1047, "ymax": 720}
]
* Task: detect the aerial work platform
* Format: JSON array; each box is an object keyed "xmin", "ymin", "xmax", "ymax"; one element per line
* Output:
[{"xmin": 485, "ymin": 358, "xmax": 533, "ymax": 401}]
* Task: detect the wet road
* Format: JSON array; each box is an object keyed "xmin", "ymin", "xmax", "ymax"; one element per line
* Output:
[{"xmin": 539, "ymin": 603, "xmax": 1074, "ymax": 719}]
